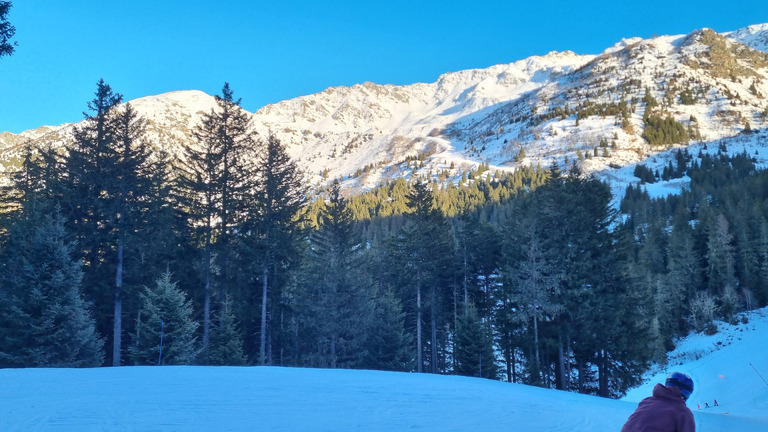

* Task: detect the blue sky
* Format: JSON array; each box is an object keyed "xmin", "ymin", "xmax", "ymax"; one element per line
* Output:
[{"xmin": 1, "ymin": 0, "xmax": 767, "ymax": 134}]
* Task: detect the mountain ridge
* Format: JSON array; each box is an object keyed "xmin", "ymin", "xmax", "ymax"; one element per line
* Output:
[{"xmin": 2, "ymin": 24, "xmax": 768, "ymax": 196}]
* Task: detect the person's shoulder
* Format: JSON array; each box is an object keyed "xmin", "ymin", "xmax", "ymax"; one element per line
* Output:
[{"xmin": 678, "ymin": 405, "xmax": 696, "ymax": 432}]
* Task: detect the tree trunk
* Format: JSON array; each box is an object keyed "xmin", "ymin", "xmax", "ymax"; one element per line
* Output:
[
  {"xmin": 557, "ymin": 334, "xmax": 566, "ymax": 390},
  {"xmin": 260, "ymin": 264, "xmax": 269, "ymax": 365},
  {"xmin": 112, "ymin": 229, "xmax": 124, "ymax": 366},
  {"xmin": 202, "ymin": 244, "xmax": 211, "ymax": 364},
  {"xmin": 430, "ymin": 297, "xmax": 437, "ymax": 374},
  {"xmin": 453, "ymin": 284, "xmax": 459, "ymax": 372},
  {"xmin": 565, "ymin": 338, "xmax": 572, "ymax": 390},
  {"xmin": 463, "ymin": 243, "xmax": 469, "ymax": 304},
  {"xmin": 416, "ymin": 283, "xmax": 422, "ymax": 373},
  {"xmin": 577, "ymin": 361, "xmax": 586, "ymax": 393},
  {"xmin": 599, "ymin": 350, "xmax": 609, "ymax": 397},
  {"xmin": 512, "ymin": 345, "xmax": 518, "ymax": 383},
  {"xmin": 533, "ymin": 315, "xmax": 540, "ymax": 379},
  {"xmin": 330, "ymin": 334, "xmax": 337, "ymax": 368},
  {"xmin": 504, "ymin": 344, "xmax": 512, "ymax": 382}
]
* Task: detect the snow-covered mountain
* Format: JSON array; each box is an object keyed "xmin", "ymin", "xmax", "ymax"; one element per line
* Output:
[{"xmin": 2, "ymin": 24, "xmax": 768, "ymax": 197}]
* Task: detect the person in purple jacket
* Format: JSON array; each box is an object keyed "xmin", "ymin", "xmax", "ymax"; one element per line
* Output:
[{"xmin": 621, "ymin": 371, "xmax": 695, "ymax": 432}]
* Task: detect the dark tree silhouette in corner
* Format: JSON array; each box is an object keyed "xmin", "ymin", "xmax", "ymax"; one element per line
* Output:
[{"xmin": 0, "ymin": 1, "xmax": 16, "ymax": 58}]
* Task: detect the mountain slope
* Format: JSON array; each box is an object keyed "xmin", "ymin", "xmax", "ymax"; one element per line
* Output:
[{"xmin": 2, "ymin": 24, "xmax": 768, "ymax": 196}]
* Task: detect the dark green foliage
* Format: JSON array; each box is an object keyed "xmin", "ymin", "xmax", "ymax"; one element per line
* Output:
[
  {"xmin": 0, "ymin": 142, "xmax": 63, "ymax": 219},
  {"xmin": 456, "ymin": 215, "xmax": 502, "ymax": 318},
  {"xmin": 494, "ymin": 168, "xmax": 651, "ymax": 396},
  {"xmin": 633, "ymin": 164, "xmax": 656, "ymax": 184},
  {"xmin": 621, "ymin": 150, "xmax": 768, "ymax": 336},
  {"xmin": 679, "ymin": 88, "xmax": 696, "ymax": 105},
  {"xmin": 642, "ymin": 87, "xmax": 658, "ymax": 109},
  {"xmin": 0, "ymin": 1, "xmax": 15, "ymax": 58},
  {"xmin": 294, "ymin": 181, "xmax": 371, "ymax": 368},
  {"xmin": 60, "ymin": 80, "xmax": 171, "ymax": 367},
  {"xmin": 382, "ymin": 181, "xmax": 456, "ymax": 374},
  {"xmin": 0, "ymin": 210, "xmax": 103, "ymax": 367},
  {"xmin": 207, "ymin": 298, "xmax": 247, "ymax": 366},
  {"xmin": 454, "ymin": 305, "xmax": 498, "ymax": 379},
  {"xmin": 358, "ymin": 288, "xmax": 413, "ymax": 371},
  {"xmin": 642, "ymin": 114, "xmax": 688, "ymax": 146},
  {"xmin": 129, "ymin": 271, "xmax": 198, "ymax": 365},
  {"xmin": 244, "ymin": 134, "xmax": 308, "ymax": 365},
  {"xmin": 9, "ymin": 69, "xmax": 768, "ymax": 402},
  {"xmin": 179, "ymin": 82, "xmax": 258, "ymax": 363},
  {"xmin": 574, "ymin": 99, "xmax": 630, "ymax": 122}
]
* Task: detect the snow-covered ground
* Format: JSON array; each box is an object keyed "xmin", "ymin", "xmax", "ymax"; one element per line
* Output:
[{"xmin": 1, "ymin": 308, "xmax": 767, "ymax": 431}]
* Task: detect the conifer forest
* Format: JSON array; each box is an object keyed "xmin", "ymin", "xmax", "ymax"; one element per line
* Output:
[{"xmin": 2, "ymin": 81, "xmax": 768, "ymax": 399}]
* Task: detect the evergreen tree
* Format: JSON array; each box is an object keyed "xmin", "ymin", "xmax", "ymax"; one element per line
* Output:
[
  {"xmin": 179, "ymin": 82, "xmax": 257, "ymax": 363},
  {"xmin": 455, "ymin": 215, "xmax": 501, "ymax": 320},
  {"xmin": 392, "ymin": 181, "xmax": 455, "ymax": 373},
  {"xmin": 501, "ymin": 210, "xmax": 562, "ymax": 384},
  {"xmin": 61, "ymin": 79, "xmax": 125, "ymax": 365},
  {"xmin": 454, "ymin": 305, "xmax": 498, "ymax": 379},
  {"xmin": 665, "ymin": 217, "xmax": 702, "ymax": 335},
  {"xmin": 129, "ymin": 271, "xmax": 198, "ymax": 365},
  {"xmin": 109, "ymin": 102, "xmax": 159, "ymax": 367},
  {"xmin": 0, "ymin": 1, "xmax": 15, "ymax": 58},
  {"xmin": 296, "ymin": 181, "xmax": 370, "ymax": 368},
  {"xmin": 706, "ymin": 213, "xmax": 737, "ymax": 298},
  {"xmin": 61, "ymin": 81, "xmax": 164, "ymax": 366},
  {"xmin": 358, "ymin": 287, "xmax": 413, "ymax": 371},
  {"xmin": 208, "ymin": 297, "xmax": 248, "ymax": 365},
  {"xmin": 245, "ymin": 134, "xmax": 307, "ymax": 365},
  {"xmin": 0, "ymin": 142, "xmax": 61, "ymax": 219},
  {"xmin": 0, "ymin": 210, "xmax": 103, "ymax": 367}
]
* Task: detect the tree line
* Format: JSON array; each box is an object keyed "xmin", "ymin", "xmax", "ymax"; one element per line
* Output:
[{"xmin": 1, "ymin": 80, "xmax": 766, "ymax": 399}]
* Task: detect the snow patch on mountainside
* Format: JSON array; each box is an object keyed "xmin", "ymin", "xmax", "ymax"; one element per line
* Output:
[{"xmin": 727, "ymin": 23, "xmax": 768, "ymax": 52}]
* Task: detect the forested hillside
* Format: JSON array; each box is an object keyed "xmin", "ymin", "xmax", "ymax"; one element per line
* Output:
[{"xmin": 2, "ymin": 77, "xmax": 768, "ymax": 399}]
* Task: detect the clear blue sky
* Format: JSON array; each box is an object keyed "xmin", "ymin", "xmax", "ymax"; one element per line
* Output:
[{"xmin": 1, "ymin": 0, "xmax": 767, "ymax": 134}]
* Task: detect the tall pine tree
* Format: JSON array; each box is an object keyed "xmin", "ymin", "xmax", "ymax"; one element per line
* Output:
[
  {"xmin": 296, "ymin": 181, "xmax": 370, "ymax": 368},
  {"xmin": 245, "ymin": 134, "xmax": 307, "ymax": 365},
  {"xmin": 392, "ymin": 180, "xmax": 455, "ymax": 373},
  {"xmin": 179, "ymin": 83, "xmax": 257, "ymax": 363}
]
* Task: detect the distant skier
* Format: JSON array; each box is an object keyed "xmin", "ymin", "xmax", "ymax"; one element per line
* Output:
[
  {"xmin": 704, "ymin": 402, "xmax": 709, "ymax": 408},
  {"xmin": 714, "ymin": 399, "xmax": 719, "ymax": 406},
  {"xmin": 621, "ymin": 371, "xmax": 695, "ymax": 432}
]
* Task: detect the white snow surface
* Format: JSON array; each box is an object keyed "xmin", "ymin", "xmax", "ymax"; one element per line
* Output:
[{"xmin": 2, "ymin": 308, "xmax": 768, "ymax": 431}]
